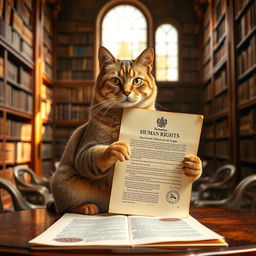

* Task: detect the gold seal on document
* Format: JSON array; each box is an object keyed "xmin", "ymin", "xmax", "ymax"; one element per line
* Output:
[{"xmin": 166, "ymin": 190, "xmax": 180, "ymax": 204}]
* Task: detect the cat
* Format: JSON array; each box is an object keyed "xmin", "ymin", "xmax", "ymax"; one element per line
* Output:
[{"xmin": 51, "ymin": 46, "xmax": 202, "ymax": 215}]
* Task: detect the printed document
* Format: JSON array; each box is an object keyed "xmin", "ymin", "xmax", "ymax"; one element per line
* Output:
[
  {"xmin": 29, "ymin": 213, "xmax": 227, "ymax": 249},
  {"xmin": 109, "ymin": 108, "xmax": 203, "ymax": 217}
]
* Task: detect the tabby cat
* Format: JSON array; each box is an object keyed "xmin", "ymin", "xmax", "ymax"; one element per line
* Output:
[{"xmin": 51, "ymin": 46, "xmax": 202, "ymax": 215}]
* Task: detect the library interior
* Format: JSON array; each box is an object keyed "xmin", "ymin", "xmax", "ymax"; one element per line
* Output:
[{"xmin": 0, "ymin": 0, "xmax": 256, "ymax": 215}]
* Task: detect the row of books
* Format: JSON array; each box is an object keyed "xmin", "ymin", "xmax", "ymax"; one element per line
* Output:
[
  {"xmin": 6, "ymin": 1, "xmax": 33, "ymax": 44},
  {"xmin": 43, "ymin": 28, "xmax": 53, "ymax": 52},
  {"xmin": 240, "ymin": 165, "xmax": 255, "ymax": 179},
  {"xmin": 214, "ymin": 38, "xmax": 226, "ymax": 65},
  {"xmin": 240, "ymin": 138, "xmax": 256, "ymax": 161},
  {"xmin": 42, "ymin": 143, "xmax": 52, "ymax": 159},
  {"xmin": 0, "ymin": 80, "xmax": 3, "ymax": 104},
  {"xmin": 43, "ymin": 37, "xmax": 53, "ymax": 62},
  {"xmin": 41, "ymin": 84, "xmax": 53, "ymax": 100},
  {"xmin": 43, "ymin": 5, "xmax": 52, "ymax": 32},
  {"xmin": 203, "ymin": 124, "xmax": 214, "ymax": 139},
  {"xmin": 55, "ymin": 127, "xmax": 75, "ymax": 159},
  {"xmin": 237, "ymin": 34, "xmax": 256, "ymax": 77},
  {"xmin": 183, "ymin": 47, "xmax": 200, "ymax": 59},
  {"xmin": 236, "ymin": 1, "xmax": 256, "ymax": 44},
  {"xmin": 42, "ymin": 124, "xmax": 53, "ymax": 141},
  {"xmin": 43, "ymin": 60, "xmax": 53, "ymax": 78},
  {"xmin": 0, "ymin": 56, "xmax": 3, "ymax": 77},
  {"xmin": 203, "ymin": 140, "xmax": 214, "ymax": 156},
  {"xmin": 6, "ymin": 119, "xmax": 32, "ymax": 140},
  {"xmin": 41, "ymin": 100, "xmax": 52, "ymax": 121},
  {"xmin": 0, "ymin": 141, "xmax": 31, "ymax": 163},
  {"xmin": 183, "ymin": 59, "xmax": 200, "ymax": 72},
  {"xmin": 216, "ymin": 139, "xmax": 230, "ymax": 159},
  {"xmin": 213, "ymin": 16, "xmax": 225, "ymax": 46},
  {"xmin": 7, "ymin": 61, "xmax": 33, "ymax": 91},
  {"xmin": 0, "ymin": 116, "xmax": 3, "ymax": 137},
  {"xmin": 214, "ymin": 67, "xmax": 227, "ymax": 96},
  {"xmin": 57, "ymin": 58, "xmax": 93, "ymax": 70},
  {"xmin": 238, "ymin": 73, "xmax": 256, "ymax": 104},
  {"xmin": 183, "ymin": 71, "xmax": 201, "ymax": 82},
  {"xmin": 57, "ymin": 45, "xmax": 94, "ymax": 57},
  {"xmin": 57, "ymin": 21, "xmax": 93, "ymax": 32},
  {"xmin": 240, "ymin": 109, "xmax": 256, "ymax": 134},
  {"xmin": 6, "ymin": 84, "xmax": 33, "ymax": 114},
  {"xmin": 183, "ymin": 33, "xmax": 199, "ymax": 47},
  {"xmin": 215, "ymin": 92, "xmax": 228, "ymax": 113},
  {"xmin": 57, "ymin": 33, "xmax": 93, "ymax": 45},
  {"xmin": 55, "ymin": 87, "xmax": 92, "ymax": 103},
  {"xmin": 43, "ymin": 5, "xmax": 54, "ymax": 79},
  {"xmin": 57, "ymin": 70, "xmax": 93, "ymax": 80},
  {"xmin": 54, "ymin": 104, "xmax": 89, "ymax": 121},
  {"xmin": 42, "ymin": 160, "xmax": 53, "ymax": 178},
  {"xmin": 216, "ymin": 118, "xmax": 229, "ymax": 137}
]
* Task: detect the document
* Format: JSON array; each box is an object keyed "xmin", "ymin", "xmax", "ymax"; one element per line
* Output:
[
  {"xmin": 109, "ymin": 108, "xmax": 203, "ymax": 217},
  {"xmin": 29, "ymin": 213, "xmax": 227, "ymax": 249}
]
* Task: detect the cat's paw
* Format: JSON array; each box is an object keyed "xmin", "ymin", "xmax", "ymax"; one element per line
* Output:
[
  {"xmin": 183, "ymin": 155, "xmax": 202, "ymax": 181},
  {"xmin": 99, "ymin": 141, "xmax": 131, "ymax": 170},
  {"xmin": 71, "ymin": 204, "xmax": 99, "ymax": 215}
]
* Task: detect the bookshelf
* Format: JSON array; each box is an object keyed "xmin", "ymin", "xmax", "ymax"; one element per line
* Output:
[
  {"xmin": 53, "ymin": 82, "xmax": 93, "ymax": 161},
  {"xmin": 200, "ymin": 0, "xmax": 231, "ymax": 176},
  {"xmin": 56, "ymin": 22, "xmax": 94, "ymax": 81},
  {"xmin": 200, "ymin": 0, "xmax": 256, "ymax": 181},
  {"xmin": 234, "ymin": 0, "xmax": 256, "ymax": 179},
  {"xmin": 0, "ymin": 0, "xmax": 34, "ymax": 194}
]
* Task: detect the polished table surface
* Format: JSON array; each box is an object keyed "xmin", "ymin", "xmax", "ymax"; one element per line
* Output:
[{"xmin": 0, "ymin": 207, "xmax": 256, "ymax": 256}]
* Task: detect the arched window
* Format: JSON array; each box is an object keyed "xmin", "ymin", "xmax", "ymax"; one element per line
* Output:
[
  {"xmin": 155, "ymin": 24, "xmax": 178, "ymax": 81},
  {"xmin": 101, "ymin": 5, "xmax": 147, "ymax": 59}
]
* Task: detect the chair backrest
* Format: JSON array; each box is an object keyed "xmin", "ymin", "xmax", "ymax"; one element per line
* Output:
[
  {"xmin": 0, "ymin": 178, "xmax": 38, "ymax": 212},
  {"xmin": 210, "ymin": 164, "xmax": 236, "ymax": 185},
  {"xmin": 224, "ymin": 174, "xmax": 256, "ymax": 210},
  {"xmin": 13, "ymin": 167, "xmax": 41, "ymax": 188}
]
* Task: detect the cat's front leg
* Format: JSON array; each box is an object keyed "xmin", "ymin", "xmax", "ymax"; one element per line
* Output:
[
  {"xmin": 183, "ymin": 155, "xmax": 202, "ymax": 181},
  {"xmin": 96, "ymin": 141, "xmax": 131, "ymax": 171}
]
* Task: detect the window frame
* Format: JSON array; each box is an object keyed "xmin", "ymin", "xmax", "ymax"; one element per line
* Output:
[
  {"xmin": 154, "ymin": 19, "xmax": 181, "ymax": 83},
  {"xmin": 95, "ymin": 0, "xmax": 153, "ymax": 78}
]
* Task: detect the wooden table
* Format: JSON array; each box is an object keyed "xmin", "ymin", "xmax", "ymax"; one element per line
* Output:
[{"xmin": 0, "ymin": 207, "xmax": 256, "ymax": 255}]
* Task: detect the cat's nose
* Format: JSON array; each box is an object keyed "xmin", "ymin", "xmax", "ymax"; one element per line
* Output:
[{"xmin": 123, "ymin": 91, "xmax": 131, "ymax": 96}]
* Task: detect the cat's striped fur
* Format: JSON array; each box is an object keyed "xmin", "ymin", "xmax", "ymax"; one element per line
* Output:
[{"xmin": 51, "ymin": 46, "xmax": 202, "ymax": 214}]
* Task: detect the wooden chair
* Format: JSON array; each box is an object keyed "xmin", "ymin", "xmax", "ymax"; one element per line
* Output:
[
  {"xmin": 194, "ymin": 174, "xmax": 256, "ymax": 210},
  {"xmin": 0, "ymin": 178, "xmax": 45, "ymax": 213},
  {"xmin": 13, "ymin": 166, "xmax": 50, "ymax": 205},
  {"xmin": 191, "ymin": 164, "xmax": 236, "ymax": 204}
]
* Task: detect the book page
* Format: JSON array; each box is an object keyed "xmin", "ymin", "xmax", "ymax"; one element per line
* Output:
[
  {"xmin": 128, "ymin": 215, "xmax": 227, "ymax": 246},
  {"xmin": 109, "ymin": 108, "xmax": 203, "ymax": 217},
  {"xmin": 29, "ymin": 214, "xmax": 130, "ymax": 247}
]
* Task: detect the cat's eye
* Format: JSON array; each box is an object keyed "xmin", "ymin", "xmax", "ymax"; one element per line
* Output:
[
  {"xmin": 132, "ymin": 78, "xmax": 143, "ymax": 87},
  {"xmin": 110, "ymin": 77, "xmax": 121, "ymax": 86}
]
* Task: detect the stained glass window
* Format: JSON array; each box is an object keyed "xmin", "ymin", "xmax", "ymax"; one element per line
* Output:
[
  {"xmin": 102, "ymin": 5, "xmax": 147, "ymax": 59},
  {"xmin": 155, "ymin": 24, "xmax": 178, "ymax": 81}
]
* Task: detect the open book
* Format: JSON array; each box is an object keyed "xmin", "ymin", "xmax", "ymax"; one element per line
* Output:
[
  {"xmin": 29, "ymin": 213, "xmax": 227, "ymax": 250},
  {"xmin": 109, "ymin": 108, "xmax": 203, "ymax": 217}
]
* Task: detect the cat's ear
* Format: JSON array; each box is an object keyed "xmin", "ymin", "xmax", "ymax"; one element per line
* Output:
[
  {"xmin": 134, "ymin": 47, "xmax": 154, "ymax": 71},
  {"xmin": 98, "ymin": 46, "xmax": 117, "ymax": 68}
]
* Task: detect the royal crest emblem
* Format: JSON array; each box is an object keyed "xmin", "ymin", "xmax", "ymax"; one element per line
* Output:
[{"xmin": 157, "ymin": 117, "xmax": 167, "ymax": 128}]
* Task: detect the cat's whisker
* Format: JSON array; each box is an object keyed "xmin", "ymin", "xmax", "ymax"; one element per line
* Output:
[
  {"xmin": 102, "ymin": 101, "xmax": 116, "ymax": 116},
  {"xmin": 88, "ymin": 101, "xmax": 112, "ymax": 122}
]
